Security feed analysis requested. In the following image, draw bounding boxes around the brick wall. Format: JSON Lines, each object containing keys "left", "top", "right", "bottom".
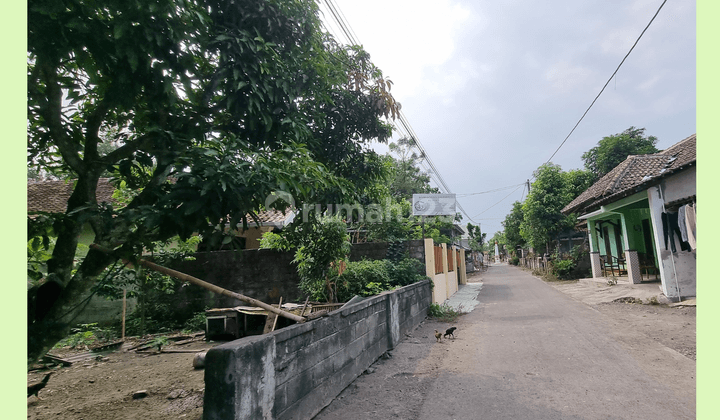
{"left": 203, "top": 280, "right": 432, "bottom": 420}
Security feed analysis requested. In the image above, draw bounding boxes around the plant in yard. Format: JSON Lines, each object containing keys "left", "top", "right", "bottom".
{"left": 552, "top": 259, "right": 575, "bottom": 279}
{"left": 149, "top": 336, "right": 170, "bottom": 352}
{"left": 53, "top": 323, "right": 117, "bottom": 349}
{"left": 427, "top": 303, "right": 464, "bottom": 323}
{"left": 261, "top": 215, "right": 351, "bottom": 302}
{"left": 182, "top": 310, "right": 208, "bottom": 334}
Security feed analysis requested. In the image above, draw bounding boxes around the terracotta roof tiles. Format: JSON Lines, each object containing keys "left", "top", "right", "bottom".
{"left": 562, "top": 134, "right": 696, "bottom": 215}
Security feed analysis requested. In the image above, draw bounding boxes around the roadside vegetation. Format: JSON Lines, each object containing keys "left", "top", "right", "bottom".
{"left": 427, "top": 303, "right": 464, "bottom": 323}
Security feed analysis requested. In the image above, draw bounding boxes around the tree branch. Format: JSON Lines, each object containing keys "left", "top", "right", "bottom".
{"left": 84, "top": 97, "right": 112, "bottom": 169}
{"left": 36, "top": 56, "right": 85, "bottom": 175}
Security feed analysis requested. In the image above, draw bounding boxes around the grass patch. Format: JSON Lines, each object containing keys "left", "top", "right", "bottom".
{"left": 428, "top": 303, "right": 464, "bottom": 323}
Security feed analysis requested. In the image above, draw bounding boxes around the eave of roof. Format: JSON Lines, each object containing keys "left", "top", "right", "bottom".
{"left": 562, "top": 134, "right": 696, "bottom": 216}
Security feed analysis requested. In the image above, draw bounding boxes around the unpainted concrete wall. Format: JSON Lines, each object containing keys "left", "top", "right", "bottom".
{"left": 203, "top": 280, "right": 432, "bottom": 420}
{"left": 647, "top": 170, "right": 696, "bottom": 298}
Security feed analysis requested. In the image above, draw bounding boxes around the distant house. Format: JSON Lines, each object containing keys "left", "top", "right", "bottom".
{"left": 27, "top": 178, "right": 118, "bottom": 247}
{"left": 27, "top": 178, "right": 293, "bottom": 250}
{"left": 562, "top": 134, "right": 696, "bottom": 299}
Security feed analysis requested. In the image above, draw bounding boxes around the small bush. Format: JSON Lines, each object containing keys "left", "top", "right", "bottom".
{"left": 427, "top": 303, "right": 463, "bottom": 323}
{"left": 509, "top": 257, "right": 520, "bottom": 266}
{"left": 335, "top": 258, "right": 429, "bottom": 302}
{"left": 552, "top": 259, "right": 575, "bottom": 279}
{"left": 336, "top": 259, "right": 391, "bottom": 302}
{"left": 182, "top": 310, "right": 207, "bottom": 334}
{"left": 54, "top": 323, "right": 118, "bottom": 349}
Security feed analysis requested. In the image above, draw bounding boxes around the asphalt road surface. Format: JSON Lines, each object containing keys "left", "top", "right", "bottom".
{"left": 314, "top": 264, "right": 695, "bottom": 420}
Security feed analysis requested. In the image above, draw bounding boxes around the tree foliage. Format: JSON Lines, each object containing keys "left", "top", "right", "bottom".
{"left": 386, "top": 137, "right": 437, "bottom": 200}
{"left": 27, "top": 0, "right": 399, "bottom": 364}
{"left": 466, "top": 222, "right": 486, "bottom": 251}
{"left": 581, "top": 127, "right": 659, "bottom": 180}
{"left": 520, "top": 163, "right": 575, "bottom": 253}
{"left": 261, "top": 215, "right": 351, "bottom": 303}
{"left": 502, "top": 201, "right": 525, "bottom": 251}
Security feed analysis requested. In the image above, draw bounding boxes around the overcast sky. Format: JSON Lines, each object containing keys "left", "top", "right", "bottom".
{"left": 319, "top": 0, "right": 696, "bottom": 237}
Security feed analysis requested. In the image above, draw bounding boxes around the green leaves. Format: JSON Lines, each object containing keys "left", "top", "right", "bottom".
{"left": 27, "top": 0, "right": 402, "bottom": 361}
{"left": 581, "top": 127, "right": 659, "bottom": 180}
{"left": 519, "top": 163, "right": 590, "bottom": 251}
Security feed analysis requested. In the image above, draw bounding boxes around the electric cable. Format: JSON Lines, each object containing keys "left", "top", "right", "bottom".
{"left": 539, "top": 0, "right": 668, "bottom": 172}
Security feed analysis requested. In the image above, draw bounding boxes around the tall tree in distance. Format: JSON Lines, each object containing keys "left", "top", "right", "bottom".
{"left": 466, "top": 222, "right": 486, "bottom": 251}
{"left": 502, "top": 201, "right": 525, "bottom": 251}
{"left": 520, "top": 164, "right": 577, "bottom": 253}
{"left": 581, "top": 127, "right": 659, "bottom": 180}
{"left": 387, "top": 136, "right": 438, "bottom": 200}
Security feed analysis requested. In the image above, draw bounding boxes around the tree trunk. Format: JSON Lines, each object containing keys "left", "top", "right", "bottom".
{"left": 27, "top": 173, "right": 120, "bottom": 366}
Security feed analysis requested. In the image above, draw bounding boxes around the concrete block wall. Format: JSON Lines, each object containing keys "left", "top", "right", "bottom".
{"left": 203, "top": 280, "right": 432, "bottom": 420}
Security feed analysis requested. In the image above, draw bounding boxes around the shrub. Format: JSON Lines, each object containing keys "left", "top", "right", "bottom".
{"left": 54, "top": 323, "right": 118, "bottom": 349}
{"left": 552, "top": 259, "right": 575, "bottom": 279}
{"left": 385, "top": 258, "right": 426, "bottom": 287}
{"left": 510, "top": 257, "right": 520, "bottom": 266}
{"left": 336, "top": 259, "right": 391, "bottom": 302}
{"left": 335, "top": 257, "right": 429, "bottom": 302}
{"left": 182, "top": 310, "right": 208, "bottom": 334}
{"left": 427, "top": 303, "right": 463, "bottom": 323}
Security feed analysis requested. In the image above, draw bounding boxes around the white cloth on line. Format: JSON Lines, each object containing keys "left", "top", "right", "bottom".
{"left": 685, "top": 203, "right": 696, "bottom": 250}
{"left": 678, "top": 205, "right": 688, "bottom": 242}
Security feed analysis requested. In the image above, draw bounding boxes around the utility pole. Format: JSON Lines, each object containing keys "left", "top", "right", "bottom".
{"left": 527, "top": 179, "right": 531, "bottom": 193}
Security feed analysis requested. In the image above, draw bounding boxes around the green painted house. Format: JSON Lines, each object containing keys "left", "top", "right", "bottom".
{"left": 562, "top": 134, "right": 696, "bottom": 299}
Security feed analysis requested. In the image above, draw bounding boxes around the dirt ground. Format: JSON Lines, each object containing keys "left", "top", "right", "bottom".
{"left": 27, "top": 296, "right": 695, "bottom": 419}
{"left": 27, "top": 337, "right": 211, "bottom": 420}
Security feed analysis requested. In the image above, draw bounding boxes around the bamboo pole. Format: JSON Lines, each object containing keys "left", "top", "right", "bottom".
{"left": 270, "top": 297, "right": 282, "bottom": 332}
{"left": 90, "top": 244, "right": 306, "bottom": 324}
{"left": 300, "top": 296, "right": 310, "bottom": 317}
{"left": 121, "top": 289, "right": 127, "bottom": 340}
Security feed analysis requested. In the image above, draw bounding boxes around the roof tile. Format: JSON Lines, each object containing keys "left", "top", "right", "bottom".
{"left": 562, "top": 134, "right": 696, "bottom": 215}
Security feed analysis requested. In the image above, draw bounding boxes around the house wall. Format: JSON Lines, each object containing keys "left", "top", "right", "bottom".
{"left": 236, "top": 226, "right": 275, "bottom": 249}
{"left": 202, "top": 280, "right": 432, "bottom": 420}
{"left": 646, "top": 168, "right": 696, "bottom": 298}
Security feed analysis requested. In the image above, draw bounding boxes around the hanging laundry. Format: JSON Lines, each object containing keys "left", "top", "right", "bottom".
{"left": 685, "top": 203, "right": 696, "bottom": 250}
{"left": 678, "top": 204, "right": 688, "bottom": 242}
{"left": 661, "top": 212, "right": 690, "bottom": 253}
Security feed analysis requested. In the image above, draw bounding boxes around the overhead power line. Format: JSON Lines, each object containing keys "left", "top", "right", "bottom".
{"left": 470, "top": 184, "right": 524, "bottom": 219}
{"left": 456, "top": 183, "right": 527, "bottom": 197}
{"left": 539, "top": 0, "right": 668, "bottom": 170}
{"left": 318, "top": 0, "right": 477, "bottom": 223}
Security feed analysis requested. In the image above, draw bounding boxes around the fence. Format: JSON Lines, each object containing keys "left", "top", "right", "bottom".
{"left": 423, "top": 239, "right": 465, "bottom": 303}
{"left": 517, "top": 256, "right": 552, "bottom": 275}
{"left": 434, "top": 246, "right": 444, "bottom": 274}
{"left": 203, "top": 280, "right": 432, "bottom": 420}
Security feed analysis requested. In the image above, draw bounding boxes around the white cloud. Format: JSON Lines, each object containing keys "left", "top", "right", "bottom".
{"left": 544, "top": 60, "right": 594, "bottom": 93}
{"left": 331, "top": 0, "right": 477, "bottom": 100}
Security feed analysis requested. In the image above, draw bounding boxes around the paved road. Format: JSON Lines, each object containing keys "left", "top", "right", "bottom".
{"left": 314, "top": 264, "right": 695, "bottom": 420}
{"left": 418, "top": 264, "right": 694, "bottom": 419}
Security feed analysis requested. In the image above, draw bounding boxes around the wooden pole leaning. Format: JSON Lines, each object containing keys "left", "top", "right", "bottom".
{"left": 89, "top": 244, "right": 306, "bottom": 324}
